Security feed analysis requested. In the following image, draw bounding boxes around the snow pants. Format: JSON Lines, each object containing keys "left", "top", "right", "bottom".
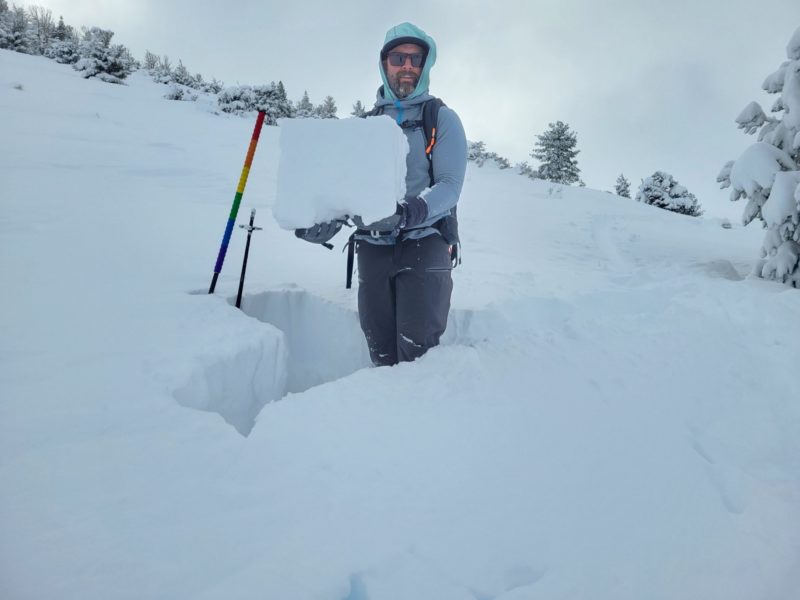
{"left": 357, "top": 234, "right": 453, "bottom": 367}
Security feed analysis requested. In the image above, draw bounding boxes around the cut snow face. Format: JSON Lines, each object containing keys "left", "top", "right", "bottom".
{"left": 172, "top": 288, "right": 498, "bottom": 436}
{"left": 273, "top": 116, "right": 408, "bottom": 229}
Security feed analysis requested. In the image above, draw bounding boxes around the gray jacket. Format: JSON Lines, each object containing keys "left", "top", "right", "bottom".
{"left": 358, "top": 89, "right": 467, "bottom": 244}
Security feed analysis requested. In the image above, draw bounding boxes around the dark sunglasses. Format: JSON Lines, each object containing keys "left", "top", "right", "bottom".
{"left": 387, "top": 51, "right": 424, "bottom": 68}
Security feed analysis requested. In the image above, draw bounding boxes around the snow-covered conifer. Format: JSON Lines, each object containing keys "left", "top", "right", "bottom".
{"left": 351, "top": 100, "right": 367, "bottom": 117}
{"left": 275, "top": 81, "right": 293, "bottom": 117}
{"left": 468, "top": 140, "right": 488, "bottom": 165}
{"left": 44, "top": 37, "right": 78, "bottom": 63}
{"left": 719, "top": 25, "right": 800, "bottom": 286}
{"left": 316, "top": 95, "right": 338, "bottom": 119}
{"left": 615, "top": 174, "right": 631, "bottom": 197}
{"left": 467, "top": 140, "right": 510, "bottom": 169}
{"left": 295, "top": 91, "right": 315, "bottom": 118}
{"left": 0, "top": 6, "right": 33, "bottom": 53}
{"left": 172, "top": 59, "right": 194, "bottom": 87}
{"left": 636, "top": 171, "right": 703, "bottom": 217}
{"left": 73, "top": 28, "right": 132, "bottom": 84}
{"left": 218, "top": 83, "right": 292, "bottom": 123}
{"left": 52, "top": 14, "right": 67, "bottom": 40}
{"left": 531, "top": 120, "right": 581, "bottom": 185}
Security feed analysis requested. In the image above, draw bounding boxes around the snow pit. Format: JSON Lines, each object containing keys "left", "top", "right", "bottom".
{"left": 173, "top": 289, "right": 498, "bottom": 437}
{"left": 236, "top": 289, "right": 372, "bottom": 395}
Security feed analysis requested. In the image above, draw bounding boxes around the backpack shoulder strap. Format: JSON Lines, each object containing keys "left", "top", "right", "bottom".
{"left": 421, "top": 97, "right": 444, "bottom": 186}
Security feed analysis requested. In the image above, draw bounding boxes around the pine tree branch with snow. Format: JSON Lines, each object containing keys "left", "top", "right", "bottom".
{"left": 719, "top": 25, "right": 800, "bottom": 287}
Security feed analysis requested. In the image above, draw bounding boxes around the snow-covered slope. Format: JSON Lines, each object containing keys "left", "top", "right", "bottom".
{"left": 1, "top": 50, "right": 798, "bottom": 600}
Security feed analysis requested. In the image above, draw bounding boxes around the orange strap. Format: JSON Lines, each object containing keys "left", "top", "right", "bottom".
{"left": 425, "top": 127, "right": 437, "bottom": 154}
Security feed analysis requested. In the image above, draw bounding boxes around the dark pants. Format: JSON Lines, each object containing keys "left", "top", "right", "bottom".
{"left": 357, "top": 234, "right": 453, "bottom": 366}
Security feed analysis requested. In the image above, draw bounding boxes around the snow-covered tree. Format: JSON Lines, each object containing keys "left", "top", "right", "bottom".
{"left": 0, "top": 5, "right": 34, "bottom": 53}
{"left": 531, "top": 120, "right": 581, "bottom": 185}
{"left": 295, "top": 90, "right": 315, "bottom": 118}
{"left": 467, "top": 140, "right": 511, "bottom": 169}
{"left": 73, "top": 27, "right": 132, "bottom": 84}
{"left": 275, "top": 81, "right": 293, "bottom": 117}
{"left": 351, "top": 100, "right": 367, "bottom": 117}
{"left": 636, "top": 171, "right": 703, "bottom": 217}
{"left": 316, "top": 95, "right": 338, "bottom": 119}
{"left": 218, "top": 83, "right": 292, "bottom": 123}
{"left": 172, "top": 59, "right": 194, "bottom": 87}
{"left": 151, "top": 54, "right": 172, "bottom": 84}
{"left": 615, "top": 174, "right": 631, "bottom": 198}
{"left": 142, "top": 49, "right": 158, "bottom": 71}
{"left": 718, "top": 25, "right": 800, "bottom": 287}
{"left": 52, "top": 14, "right": 67, "bottom": 40}
{"left": 516, "top": 161, "right": 540, "bottom": 179}
{"left": 44, "top": 37, "right": 78, "bottom": 63}
{"left": 27, "top": 5, "right": 54, "bottom": 54}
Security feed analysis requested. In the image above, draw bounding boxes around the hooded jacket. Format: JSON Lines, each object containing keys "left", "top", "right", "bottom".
{"left": 362, "top": 22, "right": 467, "bottom": 244}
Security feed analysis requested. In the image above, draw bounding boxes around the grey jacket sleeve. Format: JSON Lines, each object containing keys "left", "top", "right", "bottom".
{"left": 421, "top": 106, "right": 467, "bottom": 216}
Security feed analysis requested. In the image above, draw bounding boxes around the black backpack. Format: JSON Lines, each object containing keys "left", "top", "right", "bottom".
{"left": 346, "top": 97, "right": 461, "bottom": 288}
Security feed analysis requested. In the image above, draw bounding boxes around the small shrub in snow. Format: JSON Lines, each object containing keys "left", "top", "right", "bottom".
{"left": 636, "top": 171, "right": 703, "bottom": 217}
{"left": 164, "top": 83, "right": 197, "bottom": 102}
{"left": 718, "top": 25, "right": 800, "bottom": 287}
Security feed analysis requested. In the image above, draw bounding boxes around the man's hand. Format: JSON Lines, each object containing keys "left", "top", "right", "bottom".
{"left": 354, "top": 197, "right": 428, "bottom": 232}
{"left": 295, "top": 220, "right": 343, "bottom": 245}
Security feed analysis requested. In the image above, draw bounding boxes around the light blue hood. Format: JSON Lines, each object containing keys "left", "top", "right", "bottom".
{"left": 378, "top": 22, "right": 437, "bottom": 102}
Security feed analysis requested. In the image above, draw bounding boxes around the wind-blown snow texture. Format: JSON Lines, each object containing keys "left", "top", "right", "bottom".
{"left": 1, "top": 50, "right": 799, "bottom": 600}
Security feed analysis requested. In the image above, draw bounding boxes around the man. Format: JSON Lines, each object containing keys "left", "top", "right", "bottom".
{"left": 298, "top": 22, "right": 467, "bottom": 367}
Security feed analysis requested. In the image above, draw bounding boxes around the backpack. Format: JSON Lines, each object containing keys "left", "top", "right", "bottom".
{"left": 346, "top": 97, "right": 461, "bottom": 288}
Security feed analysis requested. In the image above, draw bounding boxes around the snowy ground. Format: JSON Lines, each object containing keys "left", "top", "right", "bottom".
{"left": 1, "top": 50, "right": 799, "bottom": 600}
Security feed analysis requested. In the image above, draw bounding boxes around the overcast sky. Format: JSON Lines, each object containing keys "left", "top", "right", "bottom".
{"left": 30, "top": 0, "right": 800, "bottom": 217}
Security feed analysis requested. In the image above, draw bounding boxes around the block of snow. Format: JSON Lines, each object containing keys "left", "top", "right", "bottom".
{"left": 273, "top": 116, "right": 408, "bottom": 229}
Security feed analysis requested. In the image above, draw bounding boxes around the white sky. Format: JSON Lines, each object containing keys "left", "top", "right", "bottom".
{"left": 27, "top": 0, "right": 800, "bottom": 218}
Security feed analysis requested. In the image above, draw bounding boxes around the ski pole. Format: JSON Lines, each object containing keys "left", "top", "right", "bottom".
{"left": 209, "top": 111, "right": 266, "bottom": 294}
{"left": 236, "top": 208, "right": 262, "bottom": 309}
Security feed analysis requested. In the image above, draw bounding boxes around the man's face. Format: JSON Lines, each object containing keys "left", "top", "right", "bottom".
{"left": 383, "top": 42, "right": 424, "bottom": 99}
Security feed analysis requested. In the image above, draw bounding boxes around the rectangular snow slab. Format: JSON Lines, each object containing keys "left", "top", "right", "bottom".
{"left": 273, "top": 116, "right": 408, "bottom": 229}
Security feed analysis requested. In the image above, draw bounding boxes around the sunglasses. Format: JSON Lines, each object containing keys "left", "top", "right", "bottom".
{"left": 387, "top": 51, "right": 425, "bottom": 68}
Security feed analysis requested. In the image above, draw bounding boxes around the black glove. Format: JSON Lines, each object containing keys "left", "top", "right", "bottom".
{"left": 354, "top": 197, "right": 428, "bottom": 232}
{"left": 295, "top": 220, "right": 342, "bottom": 245}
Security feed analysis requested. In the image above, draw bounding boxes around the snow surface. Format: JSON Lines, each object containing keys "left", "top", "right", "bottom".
{"left": 273, "top": 116, "right": 407, "bottom": 229}
{"left": 2, "top": 50, "right": 800, "bottom": 600}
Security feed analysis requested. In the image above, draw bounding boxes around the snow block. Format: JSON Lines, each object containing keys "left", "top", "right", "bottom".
{"left": 273, "top": 116, "right": 408, "bottom": 229}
